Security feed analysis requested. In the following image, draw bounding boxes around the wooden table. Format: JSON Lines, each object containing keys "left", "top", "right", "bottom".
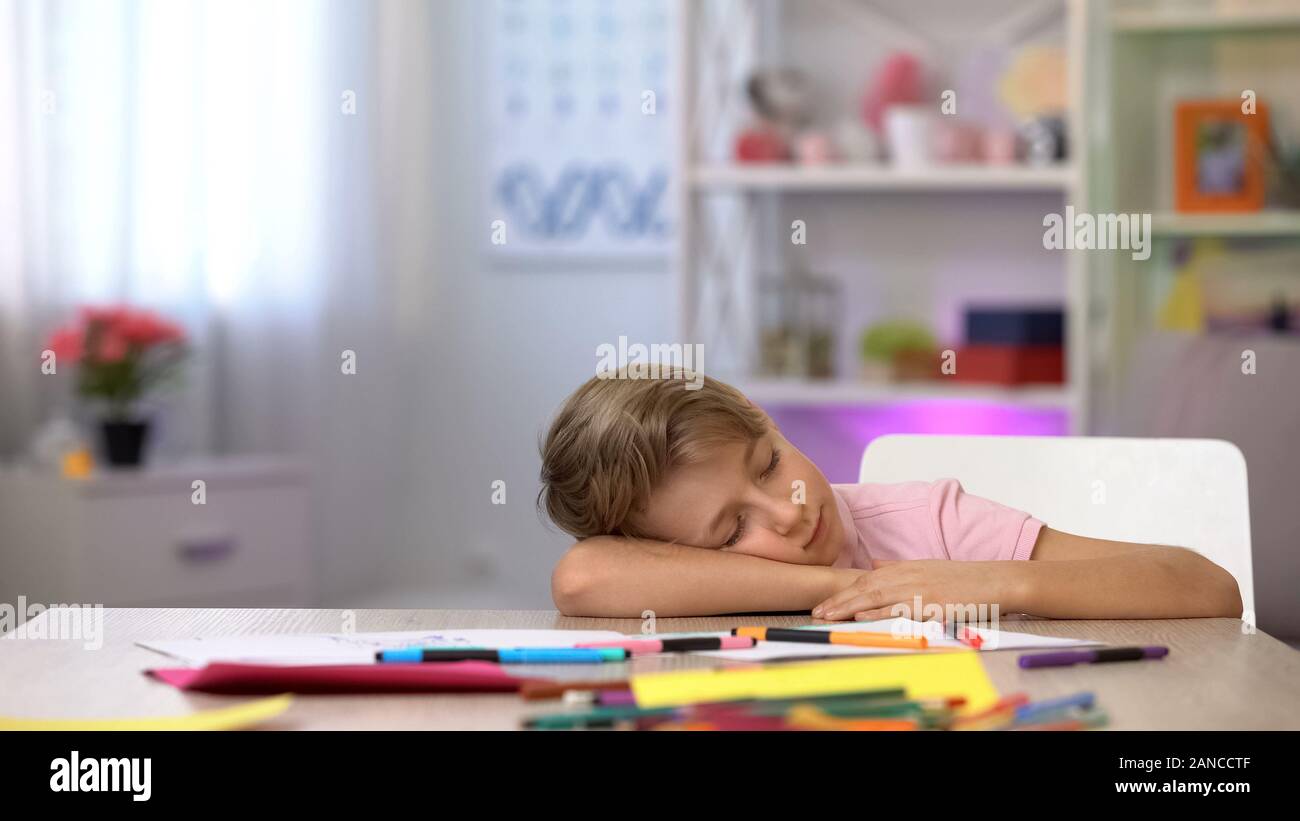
{"left": 2, "top": 609, "right": 1298, "bottom": 730}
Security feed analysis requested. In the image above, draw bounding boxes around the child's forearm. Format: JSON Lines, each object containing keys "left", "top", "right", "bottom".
{"left": 1016, "top": 547, "right": 1243, "bottom": 619}
{"left": 551, "top": 536, "right": 843, "bottom": 618}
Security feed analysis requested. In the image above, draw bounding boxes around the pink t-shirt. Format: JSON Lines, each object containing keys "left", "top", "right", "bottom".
{"left": 830, "top": 479, "right": 1044, "bottom": 569}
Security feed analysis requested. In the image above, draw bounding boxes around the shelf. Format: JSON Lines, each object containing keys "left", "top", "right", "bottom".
{"left": 690, "top": 164, "right": 1077, "bottom": 193}
{"left": 1151, "top": 212, "right": 1300, "bottom": 238}
{"left": 1112, "top": 7, "right": 1300, "bottom": 33}
{"left": 739, "top": 379, "right": 1075, "bottom": 409}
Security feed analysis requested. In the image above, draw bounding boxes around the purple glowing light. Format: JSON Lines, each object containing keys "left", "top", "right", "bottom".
{"left": 766, "top": 401, "right": 1069, "bottom": 483}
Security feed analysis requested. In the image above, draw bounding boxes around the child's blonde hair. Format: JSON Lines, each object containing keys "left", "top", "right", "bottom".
{"left": 539, "top": 370, "right": 768, "bottom": 540}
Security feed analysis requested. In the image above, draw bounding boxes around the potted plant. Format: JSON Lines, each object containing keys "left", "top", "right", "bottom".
{"left": 46, "top": 306, "right": 187, "bottom": 468}
{"left": 858, "top": 319, "right": 938, "bottom": 383}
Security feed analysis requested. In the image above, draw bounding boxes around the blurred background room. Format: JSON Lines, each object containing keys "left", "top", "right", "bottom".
{"left": 1, "top": 0, "right": 1298, "bottom": 639}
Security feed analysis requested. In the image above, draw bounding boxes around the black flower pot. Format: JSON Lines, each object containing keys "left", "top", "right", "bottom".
{"left": 100, "top": 419, "right": 151, "bottom": 468}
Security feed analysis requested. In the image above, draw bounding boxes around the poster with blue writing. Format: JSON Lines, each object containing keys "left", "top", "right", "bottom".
{"left": 485, "top": 0, "right": 674, "bottom": 259}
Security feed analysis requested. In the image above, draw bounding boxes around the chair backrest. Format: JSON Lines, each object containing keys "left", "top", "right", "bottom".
{"left": 858, "top": 434, "right": 1254, "bottom": 615}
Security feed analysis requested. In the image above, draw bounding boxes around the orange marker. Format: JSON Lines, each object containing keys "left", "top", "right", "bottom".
{"left": 733, "top": 626, "right": 927, "bottom": 650}
{"left": 518, "top": 679, "right": 630, "bottom": 701}
{"left": 785, "top": 705, "right": 919, "bottom": 731}
{"left": 950, "top": 693, "right": 1030, "bottom": 730}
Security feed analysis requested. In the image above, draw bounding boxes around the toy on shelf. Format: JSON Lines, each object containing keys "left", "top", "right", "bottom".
{"left": 1158, "top": 241, "right": 1207, "bottom": 333}
{"left": 758, "top": 274, "right": 839, "bottom": 379}
{"left": 883, "top": 105, "right": 937, "bottom": 168}
{"left": 932, "top": 120, "right": 984, "bottom": 164}
{"left": 998, "top": 45, "right": 1066, "bottom": 122}
{"left": 981, "top": 127, "right": 1019, "bottom": 164}
{"left": 951, "top": 306, "right": 1065, "bottom": 386}
{"left": 794, "top": 131, "right": 837, "bottom": 164}
{"left": 858, "top": 319, "right": 938, "bottom": 383}
{"left": 1265, "top": 138, "right": 1300, "bottom": 209}
{"left": 861, "top": 52, "right": 925, "bottom": 135}
{"left": 1018, "top": 116, "right": 1067, "bottom": 166}
{"left": 832, "top": 119, "right": 879, "bottom": 162}
{"left": 997, "top": 44, "right": 1069, "bottom": 166}
{"left": 860, "top": 52, "right": 935, "bottom": 168}
{"left": 733, "top": 68, "right": 812, "bottom": 164}
{"left": 734, "top": 126, "right": 789, "bottom": 163}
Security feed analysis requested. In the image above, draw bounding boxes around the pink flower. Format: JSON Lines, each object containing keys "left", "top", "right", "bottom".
{"left": 118, "top": 310, "right": 185, "bottom": 347}
{"left": 96, "top": 329, "right": 129, "bottom": 363}
{"left": 46, "top": 325, "right": 84, "bottom": 361}
{"left": 79, "top": 305, "right": 130, "bottom": 327}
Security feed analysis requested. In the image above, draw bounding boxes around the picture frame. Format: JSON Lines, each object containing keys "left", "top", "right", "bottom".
{"left": 1174, "top": 100, "right": 1270, "bottom": 213}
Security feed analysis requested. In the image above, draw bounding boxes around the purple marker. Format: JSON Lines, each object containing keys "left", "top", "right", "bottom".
{"left": 1019, "top": 646, "right": 1169, "bottom": 669}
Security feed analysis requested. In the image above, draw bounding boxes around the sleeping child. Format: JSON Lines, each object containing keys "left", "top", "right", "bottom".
{"left": 538, "top": 370, "right": 1242, "bottom": 621}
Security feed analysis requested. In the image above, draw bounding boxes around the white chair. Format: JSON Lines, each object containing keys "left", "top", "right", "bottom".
{"left": 858, "top": 434, "right": 1255, "bottom": 615}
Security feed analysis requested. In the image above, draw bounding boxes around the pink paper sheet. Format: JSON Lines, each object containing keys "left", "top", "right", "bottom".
{"left": 147, "top": 661, "right": 529, "bottom": 694}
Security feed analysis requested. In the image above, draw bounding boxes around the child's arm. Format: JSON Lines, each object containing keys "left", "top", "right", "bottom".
{"left": 551, "top": 536, "right": 848, "bottom": 618}
{"left": 812, "top": 526, "right": 1244, "bottom": 621}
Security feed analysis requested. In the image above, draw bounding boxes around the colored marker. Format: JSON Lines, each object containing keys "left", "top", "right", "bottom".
{"left": 1014, "top": 691, "right": 1095, "bottom": 723}
{"left": 653, "top": 716, "right": 795, "bottom": 732}
{"left": 784, "top": 704, "right": 920, "bottom": 732}
{"left": 375, "top": 647, "right": 629, "bottom": 664}
{"left": 733, "top": 626, "right": 927, "bottom": 650}
{"left": 944, "top": 622, "right": 985, "bottom": 649}
{"left": 519, "top": 679, "right": 630, "bottom": 700}
{"left": 1013, "top": 710, "right": 1109, "bottom": 731}
{"left": 592, "top": 689, "right": 639, "bottom": 707}
{"left": 524, "top": 705, "right": 681, "bottom": 730}
{"left": 950, "top": 693, "right": 1031, "bottom": 731}
{"left": 1018, "top": 646, "right": 1169, "bottom": 669}
{"left": 576, "top": 636, "right": 757, "bottom": 654}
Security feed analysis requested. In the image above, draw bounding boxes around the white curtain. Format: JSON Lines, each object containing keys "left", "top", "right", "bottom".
{"left": 0, "top": 0, "right": 427, "bottom": 600}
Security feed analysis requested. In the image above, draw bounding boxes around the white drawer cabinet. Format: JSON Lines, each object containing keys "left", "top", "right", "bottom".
{"left": 0, "top": 458, "right": 312, "bottom": 606}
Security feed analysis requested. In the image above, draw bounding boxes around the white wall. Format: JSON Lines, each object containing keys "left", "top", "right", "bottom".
{"left": 343, "top": 0, "right": 672, "bottom": 607}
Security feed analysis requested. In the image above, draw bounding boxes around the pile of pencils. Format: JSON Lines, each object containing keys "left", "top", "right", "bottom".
{"left": 519, "top": 683, "right": 1107, "bottom": 731}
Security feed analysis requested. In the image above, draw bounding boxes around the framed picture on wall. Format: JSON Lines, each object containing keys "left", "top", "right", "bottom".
{"left": 1174, "top": 100, "right": 1270, "bottom": 213}
{"left": 480, "top": 0, "right": 675, "bottom": 261}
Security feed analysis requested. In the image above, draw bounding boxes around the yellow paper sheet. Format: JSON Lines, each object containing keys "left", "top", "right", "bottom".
{"left": 0, "top": 694, "right": 293, "bottom": 731}
{"left": 631, "top": 651, "right": 998, "bottom": 712}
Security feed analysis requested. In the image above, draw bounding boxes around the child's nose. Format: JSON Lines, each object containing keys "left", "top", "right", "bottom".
{"left": 764, "top": 495, "right": 804, "bottom": 537}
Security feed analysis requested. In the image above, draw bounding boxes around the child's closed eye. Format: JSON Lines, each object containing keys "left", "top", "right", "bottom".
{"left": 722, "top": 517, "right": 746, "bottom": 548}
{"left": 760, "top": 447, "right": 781, "bottom": 480}
{"left": 721, "top": 449, "right": 781, "bottom": 547}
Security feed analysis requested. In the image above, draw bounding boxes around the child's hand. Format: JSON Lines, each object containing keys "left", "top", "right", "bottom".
{"left": 811, "top": 560, "right": 1024, "bottom": 622}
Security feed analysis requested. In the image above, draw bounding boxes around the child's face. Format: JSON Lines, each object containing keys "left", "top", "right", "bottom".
{"left": 632, "top": 427, "right": 844, "bottom": 566}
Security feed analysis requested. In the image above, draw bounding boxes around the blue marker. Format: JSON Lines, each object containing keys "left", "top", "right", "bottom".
{"left": 1015, "top": 691, "right": 1095, "bottom": 723}
{"left": 375, "top": 647, "right": 629, "bottom": 664}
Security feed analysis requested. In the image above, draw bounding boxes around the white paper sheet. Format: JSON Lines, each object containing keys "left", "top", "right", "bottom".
{"left": 689, "top": 618, "right": 1101, "bottom": 661}
{"left": 138, "top": 628, "right": 628, "bottom": 667}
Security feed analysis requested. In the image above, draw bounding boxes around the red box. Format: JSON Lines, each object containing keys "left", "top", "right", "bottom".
{"left": 951, "top": 345, "right": 1064, "bottom": 386}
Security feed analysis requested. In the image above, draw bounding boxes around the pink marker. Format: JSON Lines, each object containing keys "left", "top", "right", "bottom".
{"left": 577, "top": 636, "right": 756, "bottom": 654}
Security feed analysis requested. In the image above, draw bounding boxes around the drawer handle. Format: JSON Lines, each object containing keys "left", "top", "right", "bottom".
{"left": 175, "top": 536, "right": 238, "bottom": 564}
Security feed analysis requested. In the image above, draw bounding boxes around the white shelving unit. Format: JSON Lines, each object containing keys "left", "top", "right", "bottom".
{"left": 1093, "top": 0, "right": 1300, "bottom": 411}
{"left": 1151, "top": 211, "right": 1300, "bottom": 238}
{"left": 1110, "top": 4, "right": 1300, "bottom": 32}
{"left": 739, "top": 378, "right": 1076, "bottom": 409}
{"left": 672, "top": 0, "right": 1091, "bottom": 432}
{"left": 691, "top": 164, "right": 1078, "bottom": 192}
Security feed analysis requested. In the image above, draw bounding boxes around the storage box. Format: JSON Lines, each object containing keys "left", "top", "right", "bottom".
{"left": 964, "top": 308, "right": 1065, "bottom": 346}
{"left": 950, "top": 345, "right": 1065, "bottom": 386}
